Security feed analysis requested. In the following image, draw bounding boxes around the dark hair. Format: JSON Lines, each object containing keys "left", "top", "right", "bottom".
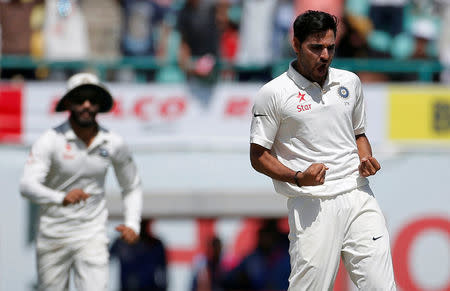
{"left": 293, "top": 10, "right": 338, "bottom": 43}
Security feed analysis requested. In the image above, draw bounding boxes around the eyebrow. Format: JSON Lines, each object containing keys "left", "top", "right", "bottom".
{"left": 309, "top": 44, "right": 335, "bottom": 49}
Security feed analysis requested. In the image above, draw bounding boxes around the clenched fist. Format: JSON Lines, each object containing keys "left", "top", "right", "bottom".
{"left": 297, "top": 163, "right": 329, "bottom": 186}
{"left": 359, "top": 156, "right": 381, "bottom": 177}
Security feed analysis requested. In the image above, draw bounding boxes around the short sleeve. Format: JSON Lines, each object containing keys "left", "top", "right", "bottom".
{"left": 250, "top": 85, "right": 281, "bottom": 149}
{"left": 352, "top": 76, "right": 366, "bottom": 135}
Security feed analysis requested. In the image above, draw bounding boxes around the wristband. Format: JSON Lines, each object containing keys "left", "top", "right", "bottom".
{"left": 294, "top": 171, "right": 302, "bottom": 187}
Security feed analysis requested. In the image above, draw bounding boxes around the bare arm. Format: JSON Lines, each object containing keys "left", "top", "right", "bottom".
{"left": 155, "top": 22, "right": 171, "bottom": 61}
{"left": 177, "top": 40, "right": 193, "bottom": 74}
{"left": 250, "top": 143, "right": 298, "bottom": 183}
{"left": 250, "top": 143, "right": 328, "bottom": 186}
{"left": 355, "top": 133, "right": 373, "bottom": 158}
{"left": 356, "top": 133, "right": 381, "bottom": 177}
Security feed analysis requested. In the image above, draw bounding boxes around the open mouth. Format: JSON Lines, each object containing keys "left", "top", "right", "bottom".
{"left": 317, "top": 64, "right": 327, "bottom": 75}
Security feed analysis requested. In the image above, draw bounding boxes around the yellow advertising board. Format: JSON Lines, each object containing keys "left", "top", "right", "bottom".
{"left": 389, "top": 86, "right": 450, "bottom": 140}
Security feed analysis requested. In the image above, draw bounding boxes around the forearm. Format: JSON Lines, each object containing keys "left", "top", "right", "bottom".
{"left": 250, "top": 143, "right": 297, "bottom": 184}
{"left": 20, "top": 178, "right": 65, "bottom": 205}
{"left": 178, "top": 41, "right": 193, "bottom": 73}
{"left": 355, "top": 133, "right": 372, "bottom": 159}
{"left": 355, "top": 133, "right": 381, "bottom": 176}
{"left": 156, "top": 24, "right": 170, "bottom": 60}
{"left": 122, "top": 187, "right": 142, "bottom": 234}
{"left": 113, "top": 141, "right": 142, "bottom": 234}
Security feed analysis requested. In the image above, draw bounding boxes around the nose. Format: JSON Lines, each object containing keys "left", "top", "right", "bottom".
{"left": 81, "top": 99, "right": 92, "bottom": 107}
{"left": 320, "top": 48, "right": 330, "bottom": 61}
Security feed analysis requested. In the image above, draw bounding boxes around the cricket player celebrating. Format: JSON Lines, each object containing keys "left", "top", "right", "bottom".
{"left": 20, "top": 73, "right": 143, "bottom": 291}
{"left": 250, "top": 11, "right": 396, "bottom": 290}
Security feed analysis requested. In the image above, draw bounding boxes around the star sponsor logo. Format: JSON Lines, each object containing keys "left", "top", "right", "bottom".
{"left": 298, "top": 92, "right": 306, "bottom": 102}
{"left": 63, "top": 143, "right": 75, "bottom": 159}
{"left": 372, "top": 235, "right": 383, "bottom": 241}
{"left": 98, "top": 147, "right": 109, "bottom": 158}
{"left": 296, "top": 91, "right": 312, "bottom": 112}
{"left": 297, "top": 104, "right": 312, "bottom": 112}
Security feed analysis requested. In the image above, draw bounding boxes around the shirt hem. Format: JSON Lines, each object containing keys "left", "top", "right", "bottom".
{"left": 250, "top": 136, "right": 273, "bottom": 150}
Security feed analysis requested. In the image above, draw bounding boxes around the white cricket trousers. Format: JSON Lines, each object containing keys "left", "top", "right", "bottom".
{"left": 287, "top": 184, "right": 396, "bottom": 291}
{"left": 36, "top": 236, "right": 109, "bottom": 291}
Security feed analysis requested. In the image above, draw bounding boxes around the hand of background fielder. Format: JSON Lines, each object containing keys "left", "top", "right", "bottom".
{"left": 116, "top": 224, "right": 139, "bottom": 244}
{"left": 359, "top": 156, "right": 381, "bottom": 177}
{"left": 298, "top": 163, "right": 329, "bottom": 186}
{"left": 63, "top": 189, "right": 90, "bottom": 206}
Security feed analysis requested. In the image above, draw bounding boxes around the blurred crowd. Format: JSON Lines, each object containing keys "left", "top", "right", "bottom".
{"left": 110, "top": 218, "right": 290, "bottom": 291}
{"left": 0, "top": 0, "right": 449, "bottom": 83}
{"left": 189, "top": 218, "right": 290, "bottom": 291}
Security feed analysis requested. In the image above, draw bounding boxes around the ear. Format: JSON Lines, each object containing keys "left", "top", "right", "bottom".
{"left": 292, "top": 37, "right": 301, "bottom": 54}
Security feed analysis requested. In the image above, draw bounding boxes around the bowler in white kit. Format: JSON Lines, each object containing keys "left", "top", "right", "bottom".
{"left": 20, "top": 73, "right": 143, "bottom": 291}
{"left": 250, "top": 10, "right": 396, "bottom": 290}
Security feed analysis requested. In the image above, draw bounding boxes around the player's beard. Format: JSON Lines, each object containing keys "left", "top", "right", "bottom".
{"left": 69, "top": 108, "right": 98, "bottom": 128}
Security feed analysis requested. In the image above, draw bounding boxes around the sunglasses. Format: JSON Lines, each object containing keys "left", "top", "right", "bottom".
{"left": 71, "top": 95, "right": 101, "bottom": 105}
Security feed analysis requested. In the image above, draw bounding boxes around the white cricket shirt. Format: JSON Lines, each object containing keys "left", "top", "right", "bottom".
{"left": 20, "top": 121, "right": 142, "bottom": 244}
{"left": 250, "top": 61, "right": 369, "bottom": 197}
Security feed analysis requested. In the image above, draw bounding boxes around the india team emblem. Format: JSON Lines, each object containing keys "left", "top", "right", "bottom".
{"left": 99, "top": 148, "right": 109, "bottom": 158}
{"left": 338, "top": 86, "right": 349, "bottom": 98}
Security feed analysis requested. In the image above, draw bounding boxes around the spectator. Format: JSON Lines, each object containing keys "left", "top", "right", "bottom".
{"left": 367, "top": 0, "right": 408, "bottom": 58}
{"left": 117, "top": 0, "right": 174, "bottom": 81}
{"left": 111, "top": 219, "right": 168, "bottom": 291}
{"left": 438, "top": 0, "right": 450, "bottom": 83}
{"left": 43, "top": 0, "right": 89, "bottom": 60}
{"left": 294, "top": 0, "right": 345, "bottom": 42}
{"left": 273, "top": 0, "right": 295, "bottom": 61}
{"left": 176, "top": 0, "right": 220, "bottom": 106}
{"left": 120, "top": 0, "right": 173, "bottom": 58}
{"left": 43, "top": 0, "right": 90, "bottom": 80}
{"left": 81, "top": 0, "right": 122, "bottom": 60}
{"left": 392, "top": 17, "right": 440, "bottom": 82}
{"left": 369, "top": 0, "right": 408, "bottom": 37}
{"left": 177, "top": 0, "right": 219, "bottom": 74}
{"left": 336, "top": 13, "right": 373, "bottom": 58}
{"left": 216, "top": 0, "right": 239, "bottom": 80}
{"left": 235, "top": 0, "right": 277, "bottom": 81}
{"left": 0, "top": 0, "right": 43, "bottom": 80}
{"left": 191, "top": 236, "right": 228, "bottom": 291}
{"left": 222, "top": 219, "right": 290, "bottom": 291}
{"left": 336, "top": 13, "right": 389, "bottom": 83}
{"left": 217, "top": 0, "right": 239, "bottom": 63}
{"left": 410, "top": 17, "right": 438, "bottom": 60}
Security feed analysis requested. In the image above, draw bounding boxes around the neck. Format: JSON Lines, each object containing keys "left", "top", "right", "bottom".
{"left": 69, "top": 119, "right": 98, "bottom": 146}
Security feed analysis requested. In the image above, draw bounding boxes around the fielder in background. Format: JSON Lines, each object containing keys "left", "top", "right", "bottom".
{"left": 20, "top": 73, "right": 143, "bottom": 291}
{"left": 249, "top": 10, "right": 396, "bottom": 290}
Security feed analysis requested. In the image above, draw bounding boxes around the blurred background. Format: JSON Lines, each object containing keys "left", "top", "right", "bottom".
{"left": 0, "top": 0, "right": 449, "bottom": 290}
